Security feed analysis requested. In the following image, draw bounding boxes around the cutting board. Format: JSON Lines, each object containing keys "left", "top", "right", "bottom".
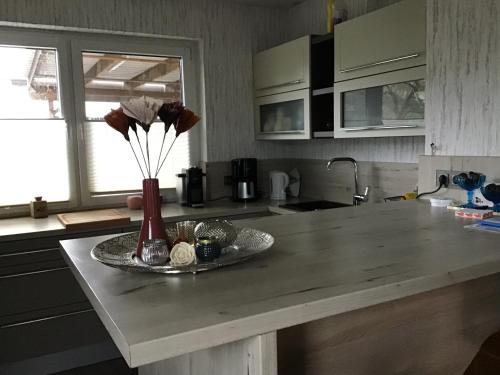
{"left": 57, "top": 209, "right": 131, "bottom": 231}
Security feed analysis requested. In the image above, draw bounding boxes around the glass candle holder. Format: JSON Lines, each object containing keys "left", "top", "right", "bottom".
{"left": 141, "top": 239, "right": 169, "bottom": 266}
{"left": 175, "top": 220, "right": 197, "bottom": 245}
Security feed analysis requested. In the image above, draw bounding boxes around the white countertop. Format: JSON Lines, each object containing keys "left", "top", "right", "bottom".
{"left": 59, "top": 201, "right": 500, "bottom": 367}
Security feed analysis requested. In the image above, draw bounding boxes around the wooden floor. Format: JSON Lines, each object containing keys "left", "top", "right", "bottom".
{"left": 464, "top": 332, "right": 500, "bottom": 375}
{"left": 51, "top": 358, "right": 136, "bottom": 375}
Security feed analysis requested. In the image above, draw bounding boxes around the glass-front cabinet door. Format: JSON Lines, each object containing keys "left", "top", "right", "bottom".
{"left": 255, "top": 88, "right": 310, "bottom": 140}
{"left": 334, "top": 65, "right": 425, "bottom": 138}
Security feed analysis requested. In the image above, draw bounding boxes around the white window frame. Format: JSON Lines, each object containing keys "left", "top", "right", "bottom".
{"left": 0, "top": 24, "right": 202, "bottom": 217}
{"left": 0, "top": 27, "right": 79, "bottom": 217}
{"left": 70, "top": 34, "right": 201, "bottom": 207}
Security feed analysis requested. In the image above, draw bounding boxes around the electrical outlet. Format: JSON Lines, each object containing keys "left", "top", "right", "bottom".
{"left": 436, "top": 170, "right": 468, "bottom": 190}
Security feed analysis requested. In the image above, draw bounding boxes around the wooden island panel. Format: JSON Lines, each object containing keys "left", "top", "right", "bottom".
{"left": 278, "top": 273, "right": 500, "bottom": 375}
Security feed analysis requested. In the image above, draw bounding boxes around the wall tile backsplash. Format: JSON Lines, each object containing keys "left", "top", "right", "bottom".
{"left": 205, "top": 159, "right": 418, "bottom": 204}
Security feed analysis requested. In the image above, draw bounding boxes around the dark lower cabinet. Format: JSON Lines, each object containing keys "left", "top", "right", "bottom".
{"left": 0, "top": 310, "right": 114, "bottom": 364}
{"left": 0, "top": 229, "right": 123, "bottom": 375}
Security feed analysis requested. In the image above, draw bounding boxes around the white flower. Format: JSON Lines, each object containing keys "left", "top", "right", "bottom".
{"left": 121, "top": 96, "right": 163, "bottom": 126}
{"left": 170, "top": 242, "right": 196, "bottom": 266}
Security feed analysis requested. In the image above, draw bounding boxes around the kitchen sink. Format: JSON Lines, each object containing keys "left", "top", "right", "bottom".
{"left": 279, "top": 200, "right": 351, "bottom": 212}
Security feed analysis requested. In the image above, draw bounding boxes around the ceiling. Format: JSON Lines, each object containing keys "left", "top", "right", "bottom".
{"left": 229, "top": 0, "right": 304, "bottom": 9}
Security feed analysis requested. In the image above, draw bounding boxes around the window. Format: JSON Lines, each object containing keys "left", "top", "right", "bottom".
{"left": 0, "top": 27, "right": 200, "bottom": 215}
{"left": 81, "top": 52, "right": 189, "bottom": 194}
{"left": 0, "top": 44, "right": 70, "bottom": 207}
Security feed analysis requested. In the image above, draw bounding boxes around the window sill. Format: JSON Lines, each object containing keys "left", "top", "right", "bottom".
{"left": 0, "top": 199, "right": 273, "bottom": 243}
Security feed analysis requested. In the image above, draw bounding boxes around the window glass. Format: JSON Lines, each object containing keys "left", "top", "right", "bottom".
{"left": 0, "top": 46, "right": 61, "bottom": 119}
{"left": 85, "top": 123, "right": 189, "bottom": 193}
{"left": 82, "top": 52, "right": 182, "bottom": 120}
{"left": 0, "top": 45, "right": 69, "bottom": 206}
{"left": 343, "top": 79, "right": 425, "bottom": 128}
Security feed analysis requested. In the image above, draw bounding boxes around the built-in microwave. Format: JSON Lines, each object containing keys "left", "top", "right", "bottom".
{"left": 333, "top": 65, "right": 425, "bottom": 138}
{"left": 254, "top": 88, "right": 310, "bottom": 140}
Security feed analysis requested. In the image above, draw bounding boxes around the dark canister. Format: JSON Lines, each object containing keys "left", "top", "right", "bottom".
{"left": 195, "top": 237, "right": 221, "bottom": 262}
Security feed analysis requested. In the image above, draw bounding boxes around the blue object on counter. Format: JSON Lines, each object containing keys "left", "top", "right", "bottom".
{"left": 481, "top": 184, "right": 500, "bottom": 212}
{"left": 453, "top": 172, "right": 486, "bottom": 209}
{"left": 478, "top": 217, "right": 500, "bottom": 228}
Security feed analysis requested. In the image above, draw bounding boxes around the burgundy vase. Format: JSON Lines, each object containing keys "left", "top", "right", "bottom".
{"left": 136, "top": 178, "right": 167, "bottom": 258}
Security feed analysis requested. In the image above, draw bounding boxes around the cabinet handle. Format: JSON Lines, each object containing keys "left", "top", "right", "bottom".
{"left": 0, "top": 266, "right": 69, "bottom": 279}
{"left": 343, "top": 125, "right": 419, "bottom": 132}
{"left": 1, "top": 308, "right": 94, "bottom": 329}
{"left": 259, "top": 130, "right": 305, "bottom": 134}
{"left": 257, "top": 79, "right": 304, "bottom": 90}
{"left": 0, "top": 247, "right": 61, "bottom": 258}
{"left": 339, "top": 53, "right": 420, "bottom": 73}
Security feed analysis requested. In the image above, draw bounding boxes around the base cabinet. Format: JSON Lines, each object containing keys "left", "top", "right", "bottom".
{"left": 0, "top": 310, "right": 118, "bottom": 373}
{"left": 0, "top": 229, "right": 123, "bottom": 374}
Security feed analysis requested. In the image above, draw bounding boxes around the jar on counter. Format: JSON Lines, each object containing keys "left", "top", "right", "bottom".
{"left": 30, "top": 196, "right": 48, "bottom": 218}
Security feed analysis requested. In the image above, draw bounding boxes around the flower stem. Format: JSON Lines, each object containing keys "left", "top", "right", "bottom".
{"left": 154, "top": 131, "right": 167, "bottom": 177}
{"left": 145, "top": 132, "right": 151, "bottom": 178}
{"left": 156, "top": 136, "right": 177, "bottom": 178}
{"left": 134, "top": 131, "right": 149, "bottom": 179}
{"left": 128, "top": 141, "right": 145, "bottom": 179}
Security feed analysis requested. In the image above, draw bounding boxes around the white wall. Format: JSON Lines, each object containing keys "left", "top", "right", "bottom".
{"left": 425, "top": 0, "right": 500, "bottom": 156}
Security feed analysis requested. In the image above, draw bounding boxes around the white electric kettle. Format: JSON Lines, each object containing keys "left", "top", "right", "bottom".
{"left": 270, "top": 171, "right": 289, "bottom": 200}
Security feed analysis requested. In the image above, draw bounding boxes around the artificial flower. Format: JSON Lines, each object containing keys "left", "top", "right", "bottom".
{"left": 127, "top": 115, "right": 138, "bottom": 134}
{"left": 158, "top": 101, "right": 184, "bottom": 133}
{"left": 104, "top": 108, "right": 130, "bottom": 141}
{"left": 121, "top": 96, "right": 163, "bottom": 131}
{"left": 170, "top": 242, "right": 196, "bottom": 266}
{"left": 105, "top": 96, "right": 201, "bottom": 179}
{"left": 175, "top": 108, "right": 201, "bottom": 137}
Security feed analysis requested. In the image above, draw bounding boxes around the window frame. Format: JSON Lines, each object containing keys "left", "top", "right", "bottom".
{"left": 70, "top": 34, "right": 201, "bottom": 207}
{"left": 0, "top": 27, "right": 80, "bottom": 217}
{"left": 0, "top": 25, "right": 202, "bottom": 217}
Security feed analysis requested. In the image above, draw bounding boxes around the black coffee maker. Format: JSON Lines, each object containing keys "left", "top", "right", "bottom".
{"left": 176, "top": 167, "right": 205, "bottom": 207}
{"left": 231, "top": 158, "right": 258, "bottom": 201}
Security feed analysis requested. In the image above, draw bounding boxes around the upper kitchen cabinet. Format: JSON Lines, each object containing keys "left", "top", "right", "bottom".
{"left": 333, "top": 0, "right": 426, "bottom": 138}
{"left": 253, "top": 35, "right": 312, "bottom": 140}
{"left": 334, "top": 0, "right": 426, "bottom": 82}
{"left": 254, "top": 35, "right": 310, "bottom": 97}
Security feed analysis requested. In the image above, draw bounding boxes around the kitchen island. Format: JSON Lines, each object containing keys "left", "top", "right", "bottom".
{"left": 60, "top": 201, "right": 500, "bottom": 374}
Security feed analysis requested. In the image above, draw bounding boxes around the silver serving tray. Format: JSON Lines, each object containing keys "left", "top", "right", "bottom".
{"left": 91, "top": 227, "right": 274, "bottom": 274}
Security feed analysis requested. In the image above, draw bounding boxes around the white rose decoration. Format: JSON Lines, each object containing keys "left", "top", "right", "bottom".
{"left": 170, "top": 242, "right": 196, "bottom": 267}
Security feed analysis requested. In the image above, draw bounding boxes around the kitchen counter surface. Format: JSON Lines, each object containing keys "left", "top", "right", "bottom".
{"left": 0, "top": 199, "right": 293, "bottom": 242}
{"left": 59, "top": 201, "right": 500, "bottom": 368}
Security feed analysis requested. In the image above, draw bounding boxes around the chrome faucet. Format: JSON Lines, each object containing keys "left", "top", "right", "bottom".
{"left": 326, "top": 157, "right": 370, "bottom": 206}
